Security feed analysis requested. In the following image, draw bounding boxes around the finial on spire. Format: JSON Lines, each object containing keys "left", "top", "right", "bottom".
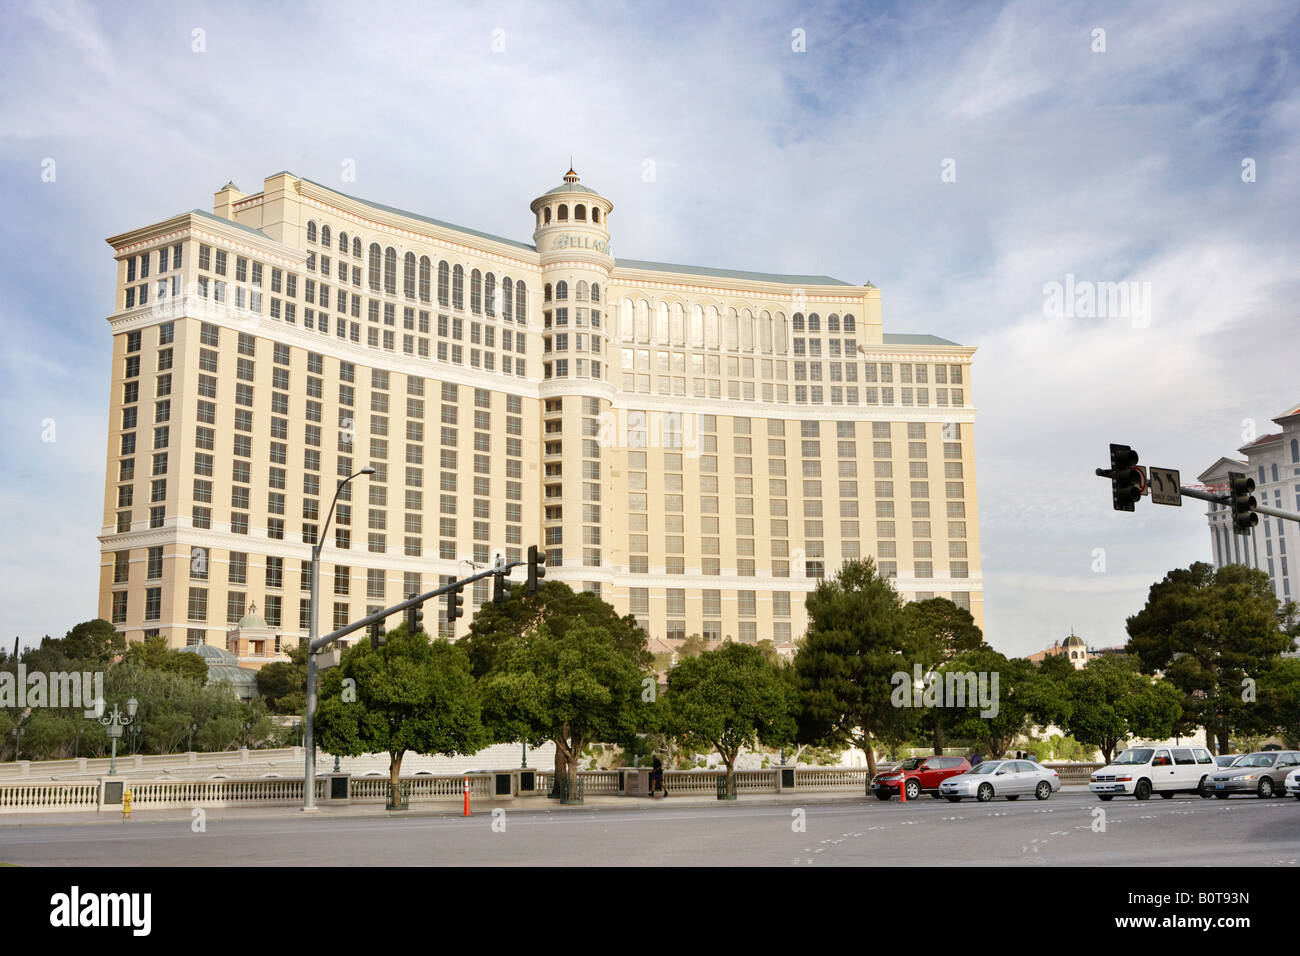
{"left": 563, "top": 162, "right": 579, "bottom": 183}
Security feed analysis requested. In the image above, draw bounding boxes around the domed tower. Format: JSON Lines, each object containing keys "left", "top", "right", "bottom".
{"left": 528, "top": 168, "right": 615, "bottom": 580}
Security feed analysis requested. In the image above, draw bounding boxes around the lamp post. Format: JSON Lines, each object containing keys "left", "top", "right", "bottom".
{"left": 304, "top": 465, "right": 374, "bottom": 811}
{"left": 99, "top": 698, "right": 138, "bottom": 776}
{"left": 11, "top": 726, "right": 22, "bottom": 761}
{"left": 521, "top": 741, "right": 528, "bottom": 769}
{"left": 187, "top": 722, "right": 197, "bottom": 752}
{"left": 242, "top": 721, "right": 251, "bottom": 750}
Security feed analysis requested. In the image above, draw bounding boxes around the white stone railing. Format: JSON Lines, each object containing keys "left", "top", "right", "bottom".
{"left": 348, "top": 774, "right": 493, "bottom": 802}
{"left": 0, "top": 781, "right": 100, "bottom": 811}
{"left": 793, "top": 767, "right": 871, "bottom": 790}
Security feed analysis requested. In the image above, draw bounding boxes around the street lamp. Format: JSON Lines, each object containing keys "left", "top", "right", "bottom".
{"left": 304, "top": 465, "right": 374, "bottom": 811}
{"left": 242, "top": 721, "right": 251, "bottom": 750}
{"left": 187, "top": 722, "right": 197, "bottom": 752}
{"left": 98, "top": 697, "right": 138, "bottom": 776}
{"left": 11, "top": 726, "right": 22, "bottom": 761}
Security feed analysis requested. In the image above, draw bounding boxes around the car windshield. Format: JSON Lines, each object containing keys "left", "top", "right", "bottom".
{"left": 1113, "top": 749, "right": 1154, "bottom": 765}
{"left": 899, "top": 758, "right": 924, "bottom": 771}
{"left": 968, "top": 762, "right": 1002, "bottom": 774}
{"left": 1234, "top": 754, "right": 1276, "bottom": 768}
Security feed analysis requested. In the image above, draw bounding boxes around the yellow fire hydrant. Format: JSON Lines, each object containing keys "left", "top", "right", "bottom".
{"left": 122, "top": 788, "right": 133, "bottom": 822}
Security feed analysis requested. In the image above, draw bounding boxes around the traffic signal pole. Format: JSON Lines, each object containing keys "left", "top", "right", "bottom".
{"left": 1177, "top": 483, "right": 1300, "bottom": 523}
{"left": 302, "top": 555, "right": 532, "bottom": 810}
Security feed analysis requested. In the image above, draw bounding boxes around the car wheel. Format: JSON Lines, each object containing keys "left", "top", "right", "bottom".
{"left": 875, "top": 791, "right": 892, "bottom": 801}
{"left": 905, "top": 780, "right": 921, "bottom": 801}
{"left": 1294, "top": 794, "right": 1300, "bottom": 801}
{"left": 1214, "top": 792, "right": 1229, "bottom": 799}
{"left": 1159, "top": 792, "right": 1174, "bottom": 800}
{"left": 931, "top": 792, "right": 943, "bottom": 800}
{"left": 1035, "top": 781, "right": 1051, "bottom": 800}
{"left": 1005, "top": 795, "right": 1020, "bottom": 801}
{"left": 977, "top": 783, "right": 994, "bottom": 803}
{"left": 1258, "top": 778, "right": 1274, "bottom": 799}
{"left": 1097, "top": 794, "right": 1114, "bottom": 801}
{"left": 946, "top": 796, "right": 962, "bottom": 803}
{"left": 1199, "top": 776, "right": 1210, "bottom": 798}
{"left": 1134, "top": 779, "right": 1152, "bottom": 801}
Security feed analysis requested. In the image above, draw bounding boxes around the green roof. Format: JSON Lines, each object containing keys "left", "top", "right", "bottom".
{"left": 299, "top": 177, "right": 538, "bottom": 252}
{"left": 615, "top": 259, "right": 853, "bottom": 286}
{"left": 882, "top": 333, "right": 961, "bottom": 346}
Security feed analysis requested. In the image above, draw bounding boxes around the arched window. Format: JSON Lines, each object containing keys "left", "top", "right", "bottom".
{"left": 828, "top": 313, "right": 840, "bottom": 332}
{"left": 485, "top": 273, "right": 496, "bottom": 317}
{"left": 690, "top": 305, "right": 704, "bottom": 347}
{"left": 655, "top": 303, "right": 669, "bottom": 343}
{"left": 556, "top": 280, "right": 568, "bottom": 300}
{"left": 418, "top": 256, "right": 431, "bottom": 303}
{"left": 592, "top": 208, "right": 600, "bottom": 224}
{"left": 544, "top": 207, "right": 552, "bottom": 225}
{"left": 403, "top": 252, "right": 416, "bottom": 299}
{"left": 1272, "top": 463, "right": 1280, "bottom": 483}
{"left": 670, "top": 303, "right": 685, "bottom": 346}
{"left": 576, "top": 280, "right": 588, "bottom": 302}
{"left": 792, "top": 312, "right": 805, "bottom": 332}
{"left": 775, "top": 312, "right": 788, "bottom": 351}
{"left": 621, "top": 298, "right": 634, "bottom": 341}
{"left": 502, "top": 278, "right": 513, "bottom": 321}
{"left": 844, "top": 314, "right": 856, "bottom": 333}
{"left": 760, "top": 311, "right": 773, "bottom": 352}
{"left": 740, "top": 309, "right": 754, "bottom": 350}
{"left": 575, "top": 204, "right": 586, "bottom": 221}
{"left": 306, "top": 221, "right": 317, "bottom": 243}
{"left": 1292, "top": 438, "right": 1299, "bottom": 463}
{"left": 1259, "top": 465, "right": 1266, "bottom": 485}
{"left": 558, "top": 204, "right": 568, "bottom": 221}
{"left": 470, "top": 269, "right": 482, "bottom": 314}
{"left": 338, "top": 231, "right": 348, "bottom": 253}
{"left": 706, "top": 307, "right": 720, "bottom": 348}
{"left": 437, "top": 260, "right": 450, "bottom": 306}
{"left": 724, "top": 309, "right": 739, "bottom": 349}
{"left": 635, "top": 300, "right": 650, "bottom": 343}
{"left": 384, "top": 247, "right": 397, "bottom": 295}
{"left": 352, "top": 237, "right": 362, "bottom": 258}
{"left": 591, "top": 282, "right": 600, "bottom": 303}
{"left": 544, "top": 283, "right": 552, "bottom": 303}
{"left": 368, "top": 243, "right": 382, "bottom": 291}
{"left": 515, "top": 281, "right": 527, "bottom": 322}
{"left": 452, "top": 265, "right": 464, "bottom": 311}
{"left": 321, "top": 225, "right": 331, "bottom": 248}
{"left": 808, "top": 312, "right": 821, "bottom": 332}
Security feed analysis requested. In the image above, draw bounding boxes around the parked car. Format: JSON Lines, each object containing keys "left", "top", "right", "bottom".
{"left": 1286, "top": 767, "right": 1300, "bottom": 800}
{"left": 1089, "top": 746, "right": 1216, "bottom": 800}
{"left": 871, "top": 755, "right": 970, "bottom": 801}
{"left": 939, "top": 759, "right": 1060, "bottom": 802}
{"left": 1215, "top": 754, "right": 1245, "bottom": 768}
{"left": 1207, "top": 751, "right": 1300, "bottom": 799}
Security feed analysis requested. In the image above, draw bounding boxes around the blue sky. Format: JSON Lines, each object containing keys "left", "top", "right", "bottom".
{"left": 1, "top": 0, "right": 1297, "bottom": 656}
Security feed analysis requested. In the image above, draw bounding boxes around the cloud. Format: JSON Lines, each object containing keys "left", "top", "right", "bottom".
{"left": 0, "top": 0, "right": 1296, "bottom": 655}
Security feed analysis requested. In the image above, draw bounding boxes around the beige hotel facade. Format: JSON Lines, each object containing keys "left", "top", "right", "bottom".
{"left": 98, "top": 168, "right": 982, "bottom": 661}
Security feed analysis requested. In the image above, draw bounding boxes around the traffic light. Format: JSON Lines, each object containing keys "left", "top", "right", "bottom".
{"left": 493, "top": 572, "right": 507, "bottom": 606}
{"left": 369, "top": 621, "right": 386, "bottom": 650}
{"left": 1106, "top": 443, "right": 1142, "bottom": 512}
{"left": 446, "top": 586, "right": 464, "bottom": 623}
{"left": 527, "top": 545, "right": 547, "bottom": 594}
{"left": 1228, "top": 472, "right": 1258, "bottom": 535}
{"left": 406, "top": 593, "right": 424, "bottom": 633}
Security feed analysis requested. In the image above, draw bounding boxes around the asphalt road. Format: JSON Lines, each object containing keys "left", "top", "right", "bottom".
{"left": 2, "top": 792, "right": 1298, "bottom": 866}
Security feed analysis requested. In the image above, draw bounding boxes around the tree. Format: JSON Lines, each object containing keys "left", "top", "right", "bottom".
{"left": 667, "top": 642, "right": 795, "bottom": 791}
{"left": 57, "top": 619, "right": 126, "bottom": 666}
{"left": 316, "top": 624, "right": 487, "bottom": 807}
{"left": 122, "top": 636, "right": 209, "bottom": 683}
{"left": 938, "top": 649, "right": 1066, "bottom": 758}
{"left": 464, "top": 581, "right": 651, "bottom": 785}
{"left": 904, "top": 598, "right": 984, "bottom": 753}
{"left": 792, "top": 559, "right": 925, "bottom": 776}
{"left": 1127, "top": 562, "right": 1292, "bottom": 753}
{"left": 1258, "top": 657, "right": 1300, "bottom": 748}
{"left": 257, "top": 641, "right": 308, "bottom": 714}
{"left": 677, "top": 634, "right": 709, "bottom": 659}
{"left": 479, "top": 620, "right": 649, "bottom": 800}
{"left": 1059, "top": 656, "right": 1183, "bottom": 764}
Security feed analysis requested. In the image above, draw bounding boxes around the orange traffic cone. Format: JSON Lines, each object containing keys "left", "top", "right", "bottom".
{"left": 462, "top": 775, "right": 471, "bottom": 817}
{"left": 900, "top": 776, "right": 907, "bottom": 802}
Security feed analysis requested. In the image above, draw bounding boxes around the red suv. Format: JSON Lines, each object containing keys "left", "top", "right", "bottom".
{"left": 871, "top": 755, "right": 972, "bottom": 801}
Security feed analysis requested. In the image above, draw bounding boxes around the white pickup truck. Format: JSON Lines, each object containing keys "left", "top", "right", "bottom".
{"left": 1089, "top": 745, "right": 1216, "bottom": 801}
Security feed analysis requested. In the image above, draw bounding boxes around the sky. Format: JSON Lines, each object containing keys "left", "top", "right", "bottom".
{"left": 1, "top": 0, "right": 1297, "bottom": 657}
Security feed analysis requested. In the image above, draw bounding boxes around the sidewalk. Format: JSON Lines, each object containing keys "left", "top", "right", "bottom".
{"left": 0, "top": 785, "right": 1089, "bottom": 828}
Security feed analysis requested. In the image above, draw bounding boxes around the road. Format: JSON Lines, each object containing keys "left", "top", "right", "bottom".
{"left": 2, "top": 792, "right": 1297, "bottom": 866}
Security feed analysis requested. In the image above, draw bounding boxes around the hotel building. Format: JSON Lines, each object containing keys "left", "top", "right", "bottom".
{"left": 98, "top": 169, "right": 982, "bottom": 658}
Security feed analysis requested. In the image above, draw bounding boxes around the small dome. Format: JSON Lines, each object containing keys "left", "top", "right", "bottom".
{"left": 1062, "top": 634, "right": 1086, "bottom": 647}
{"left": 178, "top": 643, "right": 239, "bottom": 663}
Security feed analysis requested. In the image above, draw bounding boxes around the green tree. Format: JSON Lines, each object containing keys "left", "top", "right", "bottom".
{"left": 905, "top": 598, "right": 984, "bottom": 754}
{"left": 938, "top": 649, "right": 1065, "bottom": 758}
{"left": 792, "top": 559, "right": 924, "bottom": 776}
{"left": 666, "top": 642, "right": 796, "bottom": 791}
{"left": 122, "top": 637, "right": 209, "bottom": 683}
{"left": 465, "top": 581, "right": 651, "bottom": 785}
{"left": 1127, "top": 562, "right": 1292, "bottom": 753}
{"left": 315, "top": 625, "right": 486, "bottom": 806}
{"left": 1059, "top": 656, "right": 1183, "bottom": 764}
{"left": 57, "top": 619, "right": 126, "bottom": 667}
{"left": 677, "top": 634, "right": 709, "bottom": 659}
{"left": 257, "top": 641, "right": 308, "bottom": 714}
{"left": 479, "top": 620, "right": 649, "bottom": 800}
{"left": 1258, "top": 657, "right": 1300, "bottom": 748}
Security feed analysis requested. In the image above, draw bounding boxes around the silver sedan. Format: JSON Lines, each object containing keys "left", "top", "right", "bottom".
{"left": 939, "top": 759, "right": 1061, "bottom": 803}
